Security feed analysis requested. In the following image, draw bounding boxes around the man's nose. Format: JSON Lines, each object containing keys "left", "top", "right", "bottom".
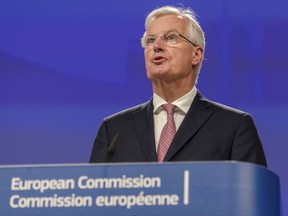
{"left": 153, "top": 36, "right": 164, "bottom": 52}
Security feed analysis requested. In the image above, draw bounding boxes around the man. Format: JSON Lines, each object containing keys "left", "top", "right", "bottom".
{"left": 89, "top": 6, "right": 267, "bottom": 167}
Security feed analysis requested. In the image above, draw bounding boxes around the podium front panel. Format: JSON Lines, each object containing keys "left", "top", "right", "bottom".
{"left": 0, "top": 162, "right": 280, "bottom": 216}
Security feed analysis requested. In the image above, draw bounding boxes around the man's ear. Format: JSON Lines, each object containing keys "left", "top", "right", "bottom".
{"left": 191, "top": 47, "right": 203, "bottom": 66}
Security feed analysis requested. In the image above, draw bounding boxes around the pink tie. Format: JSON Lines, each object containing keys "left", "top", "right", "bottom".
{"left": 157, "top": 104, "right": 176, "bottom": 162}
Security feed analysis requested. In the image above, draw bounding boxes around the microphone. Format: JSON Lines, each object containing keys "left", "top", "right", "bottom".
{"left": 106, "top": 133, "right": 120, "bottom": 162}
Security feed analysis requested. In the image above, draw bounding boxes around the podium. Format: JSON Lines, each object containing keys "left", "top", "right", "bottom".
{"left": 0, "top": 162, "right": 280, "bottom": 216}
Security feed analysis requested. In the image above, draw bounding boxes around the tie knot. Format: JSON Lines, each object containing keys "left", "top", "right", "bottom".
{"left": 162, "top": 104, "right": 176, "bottom": 116}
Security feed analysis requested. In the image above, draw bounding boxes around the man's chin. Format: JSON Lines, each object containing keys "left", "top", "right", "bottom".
{"left": 147, "top": 69, "right": 168, "bottom": 79}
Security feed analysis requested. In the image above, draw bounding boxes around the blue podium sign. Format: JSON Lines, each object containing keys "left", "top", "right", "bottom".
{"left": 0, "top": 162, "right": 280, "bottom": 216}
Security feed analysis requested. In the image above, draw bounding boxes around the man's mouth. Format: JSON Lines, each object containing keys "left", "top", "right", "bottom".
{"left": 152, "top": 56, "right": 166, "bottom": 64}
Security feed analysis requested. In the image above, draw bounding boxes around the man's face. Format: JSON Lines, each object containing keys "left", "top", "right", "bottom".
{"left": 144, "top": 15, "right": 199, "bottom": 83}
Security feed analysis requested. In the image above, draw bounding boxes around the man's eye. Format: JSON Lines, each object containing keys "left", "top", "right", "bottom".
{"left": 146, "top": 37, "right": 155, "bottom": 45}
{"left": 166, "top": 34, "right": 177, "bottom": 42}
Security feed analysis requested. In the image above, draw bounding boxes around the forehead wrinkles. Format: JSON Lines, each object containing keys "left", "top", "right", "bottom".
{"left": 147, "top": 15, "right": 188, "bottom": 35}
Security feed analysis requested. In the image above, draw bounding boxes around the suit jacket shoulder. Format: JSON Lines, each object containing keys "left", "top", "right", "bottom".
{"left": 105, "top": 101, "right": 152, "bottom": 122}
{"left": 195, "top": 92, "right": 248, "bottom": 116}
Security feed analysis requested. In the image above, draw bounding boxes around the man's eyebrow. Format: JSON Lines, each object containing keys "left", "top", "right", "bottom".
{"left": 146, "top": 29, "right": 180, "bottom": 36}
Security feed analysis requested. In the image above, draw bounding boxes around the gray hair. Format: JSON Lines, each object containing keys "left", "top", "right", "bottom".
{"left": 141, "top": 6, "right": 206, "bottom": 77}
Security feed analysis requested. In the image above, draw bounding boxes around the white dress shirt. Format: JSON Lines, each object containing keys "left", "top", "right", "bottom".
{"left": 153, "top": 86, "right": 197, "bottom": 152}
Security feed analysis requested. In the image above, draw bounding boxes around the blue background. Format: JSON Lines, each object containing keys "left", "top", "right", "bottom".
{"left": 0, "top": 0, "right": 287, "bottom": 214}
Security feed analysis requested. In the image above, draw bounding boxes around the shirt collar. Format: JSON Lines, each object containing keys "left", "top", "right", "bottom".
{"left": 153, "top": 86, "right": 197, "bottom": 114}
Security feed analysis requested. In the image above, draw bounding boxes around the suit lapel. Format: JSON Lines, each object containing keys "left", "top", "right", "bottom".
{"left": 133, "top": 100, "right": 157, "bottom": 161}
{"left": 164, "top": 92, "right": 213, "bottom": 161}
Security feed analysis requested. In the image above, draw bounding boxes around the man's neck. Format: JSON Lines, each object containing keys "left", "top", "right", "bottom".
{"left": 152, "top": 81, "right": 195, "bottom": 103}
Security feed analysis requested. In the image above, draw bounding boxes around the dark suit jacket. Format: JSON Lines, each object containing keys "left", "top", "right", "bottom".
{"left": 89, "top": 91, "right": 267, "bottom": 167}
